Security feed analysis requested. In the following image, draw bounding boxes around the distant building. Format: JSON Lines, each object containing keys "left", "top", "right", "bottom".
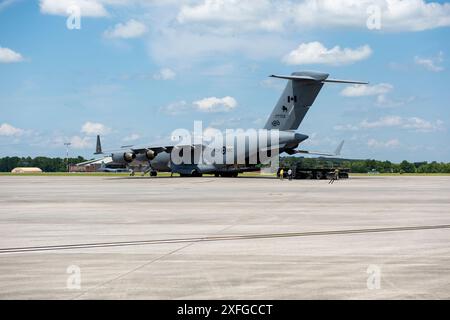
{"left": 11, "top": 167, "right": 43, "bottom": 174}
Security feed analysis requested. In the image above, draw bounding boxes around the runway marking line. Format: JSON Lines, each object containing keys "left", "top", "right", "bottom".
{"left": 1, "top": 224, "right": 449, "bottom": 254}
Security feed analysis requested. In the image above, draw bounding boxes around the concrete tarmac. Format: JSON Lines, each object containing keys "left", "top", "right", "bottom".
{"left": 0, "top": 175, "right": 449, "bottom": 299}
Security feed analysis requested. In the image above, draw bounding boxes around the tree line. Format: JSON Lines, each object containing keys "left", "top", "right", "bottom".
{"left": 280, "top": 157, "right": 450, "bottom": 174}
{"left": 1, "top": 156, "right": 450, "bottom": 173}
{"left": 0, "top": 156, "right": 87, "bottom": 172}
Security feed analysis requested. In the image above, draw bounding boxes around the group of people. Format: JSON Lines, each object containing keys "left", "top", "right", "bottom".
{"left": 278, "top": 168, "right": 293, "bottom": 181}
{"left": 279, "top": 168, "right": 340, "bottom": 183}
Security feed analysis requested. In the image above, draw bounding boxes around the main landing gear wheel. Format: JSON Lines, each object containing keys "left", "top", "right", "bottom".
{"left": 191, "top": 170, "right": 203, "bottom": 177}
{"left": 180, "top": 171, "right": 203, "bottom": 177}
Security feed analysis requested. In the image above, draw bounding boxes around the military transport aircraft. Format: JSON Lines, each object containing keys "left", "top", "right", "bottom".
{"left": 95, "top": 71, "right": 367, "bottom": 177}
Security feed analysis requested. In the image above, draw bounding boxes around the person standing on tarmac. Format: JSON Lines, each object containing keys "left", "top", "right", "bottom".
{"left": 329, "top": 168, "right": 340, "bottom": 184}
{"left": 279, "top": 168, "right": 284, "bottom": 180}
{"left": 287, "top": 169, "right": 293, "bottom": 181}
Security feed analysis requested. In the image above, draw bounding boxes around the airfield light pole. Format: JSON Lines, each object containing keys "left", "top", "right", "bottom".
{"left": 64, "top": 142, "right": 71, "bottom": 173}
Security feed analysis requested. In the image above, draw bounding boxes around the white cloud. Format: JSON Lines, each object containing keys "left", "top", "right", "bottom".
{"left": 193, "top": 96, "right": 237, "bottom": 113}
{"left": 290, "top": 0, "right": 450, "bottom": 32}
{"left": 282, "top": 42, "right": 372, "bottom": 65}
{"left": 153, "top": 68, "right": 176, "bottom": 80}
{"left": 0, "top": 123, "right": 24, "bottom": 136}
{"left": 361, "top": 116, "right": 444, "bottom": 132}
{"left": 368, "top": 138, "right": 400, "bottom": 149}
{"left": 81, "top": 122, "right": 111, "bottom": 135}
{"left": 260, "top": 78, "right": 284, "bottom": 92}
{"left": 37, "top": 133, "right": 95, "bottom": 149}
{"left": 207, "top": 116, "right": 264, "bottom": 130}
{"left": 104, "top": 19, "right": 147, "bottom": 39}
{"left": 123, "top": 133, "right": 140, "bottom": 142}
{"left": 341, "top": 83, "right": 414, "bottom": 108}
{"left": 402, "top": 117, "right": 445, "bottom": 132}
{"left": 146, "top": 0, "right": 450, "bottom": 65}
{"left": 70, "top": 135, "right": 92, "bottom": 149}
{"left": 177, "top": 0, "right": 450, "bottom": 32}
{"left": 39, "top": 0, "right": 108, "bottom": 17}
{"left": 67, "top": 0, "right": 450, "bottom": 33}
{"left": 37, "top": 0, "right": 450, "bottom": 37}
{"left": 375, "top": 94, "right": 416, "bottom": 108}
{"left": 160, "top": 100, "right": 189, "bottom": 116}
{"left": 414, "top": 51, "right": 444, "bottom": 72}
{"left": 201, "top": 63, "right": 235, "bottom": 76}
{"left": 361, "top": 116, "right": 404, "bottom": 129}
{"left": 159, "top": 98, "right": 241, "bottom": 118}
{"left": 177, "top": 0, "right": 283, "bottom": 31}
{"left": 341, "top": 83, "right": 393, "bottom": 97}
{"left": 149, "top": 28, "right": 293, "bottom": 65}
{"left": 180, "top": 1, "right": 282, "bottom": 35}
{"left": 335, "top": 116, "right": 445, "bottom": 133}
{"left": 152, "top": 1, "right": 450, "bottom": 64}
{"left": 0, "top": 46, "right": 23, "bottom": 63}
{"left": 333, "top": 124, "right": 360, "bottom": 132}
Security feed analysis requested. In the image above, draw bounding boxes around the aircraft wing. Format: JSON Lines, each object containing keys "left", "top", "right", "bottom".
{"left": 130, "top": 146, "right": 171, "bottom": 154}
{"left": 94, "top": 134, "right": 204, "bottom": 156}
{"left": 290, "top": 141, "right": 344, "bottom": 157}
{"left": 130, "top": 144, "right": 205, "bottom": 155}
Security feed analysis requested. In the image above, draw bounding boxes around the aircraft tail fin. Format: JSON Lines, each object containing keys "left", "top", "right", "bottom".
{"left": 264, "top": 71, "right": 367, "bottom": 131}
{"left": 94, "top": 135, "right": 103, "bottom": 154}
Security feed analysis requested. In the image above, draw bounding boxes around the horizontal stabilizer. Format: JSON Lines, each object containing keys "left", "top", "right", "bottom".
{"left": 270, "top": 74, "right": 320, "bottom": 81}
{"left": 324, "top": 79, "right": 369, "bottom": 85}
{"left": 270, "top": 74, "right": 368, "bottom": 85}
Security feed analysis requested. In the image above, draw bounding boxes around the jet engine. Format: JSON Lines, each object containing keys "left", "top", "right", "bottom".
{"left": 112, "top": 152, "right": 136, "bottom": 163}
{"left": 135, "top": 149, "right": 156, "bottom": 162}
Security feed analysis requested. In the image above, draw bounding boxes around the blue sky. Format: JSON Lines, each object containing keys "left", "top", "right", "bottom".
{"left": 1, "top": 0, "right": 449, "bottom": 162}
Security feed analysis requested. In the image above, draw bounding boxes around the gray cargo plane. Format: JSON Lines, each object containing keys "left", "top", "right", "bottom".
{"left": 95, "top": 71, "right": 367, "bottom": 177}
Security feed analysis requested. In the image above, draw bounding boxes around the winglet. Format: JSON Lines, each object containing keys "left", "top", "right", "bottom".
{"left": 334, "top": 140, "right": 345, "bottom": 156}
{"left": 94, "top": 135, "right": 103, "bottom": 154}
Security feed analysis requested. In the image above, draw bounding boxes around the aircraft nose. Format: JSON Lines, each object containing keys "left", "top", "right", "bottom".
{"left": 294, "top": 133, "right": 309, "bottom": 143}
